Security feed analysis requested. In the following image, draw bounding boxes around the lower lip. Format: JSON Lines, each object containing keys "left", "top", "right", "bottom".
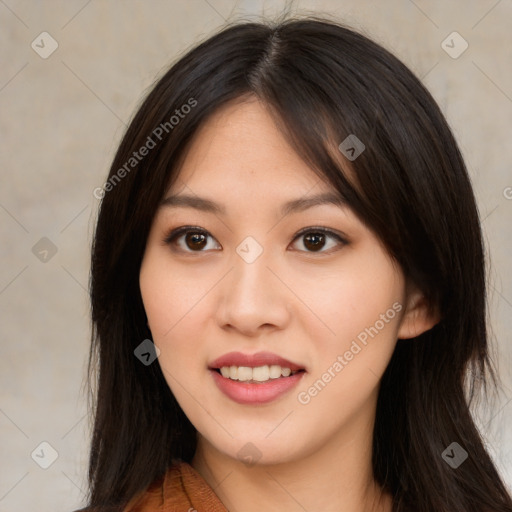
{"left": 210, "top": 369, "right": 305, "bottom": 405}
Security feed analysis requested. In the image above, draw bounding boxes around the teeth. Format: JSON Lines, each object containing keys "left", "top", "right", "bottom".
{"left": 237, "top": 366, "right": 252, "bottom": 381}
{"left": 218, "top": 365, "right": 299, "bottom": 382}
{"left": 269, "top": 365, "right": 282, "bottom": 379}
{"left": 252, "top": 365, "right": 269, "bottom": 382}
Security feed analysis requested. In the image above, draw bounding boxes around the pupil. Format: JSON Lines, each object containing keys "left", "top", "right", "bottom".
{"left": 183, "top": 232, "right": 326, "bottom": 251}
{"left": 304, "top": 233, "right": 325, "bottom": 251}
{"left": 186, "top": 232, "right": 207, "bottom": 250}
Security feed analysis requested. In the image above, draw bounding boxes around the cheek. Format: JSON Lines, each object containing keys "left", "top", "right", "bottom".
{"left": 296, "top": 251, "right": 404, "bottom": 414}
{"left": 299, "top": 251, "right": 404, "bottom": 351}
{"left": 139, "top": 248, "right": 213, "bottom": 393}
{"left": 140, "top": 248, "right": 211, "bottom": 339}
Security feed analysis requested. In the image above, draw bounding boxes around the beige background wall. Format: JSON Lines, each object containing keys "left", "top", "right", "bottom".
{"left": 1, "top": 1, "right": 511, "bottom": 510}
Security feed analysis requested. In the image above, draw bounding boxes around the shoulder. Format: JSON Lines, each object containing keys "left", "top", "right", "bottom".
{"left": 75, "top": 473, "right": 167, "bottom": 512}
{"left": 121, "top": 467, "right": 167, "bottom": 511}
{"left": 73, "top": 462, "right": 227, "bottom": 512}
{"left": 125, "top": 461, "right": 227, "bottom": 512}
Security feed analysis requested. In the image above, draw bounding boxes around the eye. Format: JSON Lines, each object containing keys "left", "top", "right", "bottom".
{"left": 163, "top": 226, "right": 221, "bottom": 253}
{"left": 163, "top": 226, "right": 348, "bottom": 254}
{"left": 290, "top": 227, "right": 347, "bottom": 253}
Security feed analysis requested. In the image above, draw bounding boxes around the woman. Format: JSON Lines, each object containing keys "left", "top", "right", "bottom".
{"left": 81, "top": 16, "right": 512, "bottom": 512}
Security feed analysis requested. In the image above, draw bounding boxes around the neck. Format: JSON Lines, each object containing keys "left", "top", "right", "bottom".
{"left": 191, "top": 416, "right": 392, "bottom": 512}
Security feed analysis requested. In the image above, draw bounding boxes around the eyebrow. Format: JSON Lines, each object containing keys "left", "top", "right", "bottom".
{"left": 160, "top": 191, "right": 346, "bottom": 216}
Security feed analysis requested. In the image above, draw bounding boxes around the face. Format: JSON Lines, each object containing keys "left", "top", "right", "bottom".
{"left": 139, "top": 98, "right": 416, "bottom": 466}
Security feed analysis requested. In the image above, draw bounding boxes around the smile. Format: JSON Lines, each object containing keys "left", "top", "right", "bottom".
{"left": 218, "top": 364, "right": 300, "bottom": 382}
{"left": 208, "top": 352, "right": 306, "bottom": 405}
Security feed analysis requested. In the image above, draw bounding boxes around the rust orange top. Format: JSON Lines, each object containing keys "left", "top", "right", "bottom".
{"left": 124, "top": 462, "right": 228, "bottom": 512}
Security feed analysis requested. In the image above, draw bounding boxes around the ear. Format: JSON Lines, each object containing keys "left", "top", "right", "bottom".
{"left": 397, "top": 284, "right": 440, "bottom": 340}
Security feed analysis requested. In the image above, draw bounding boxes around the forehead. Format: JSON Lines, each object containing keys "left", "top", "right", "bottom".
{"left": 170, "top": 97, "right": 325, "bottom": 192}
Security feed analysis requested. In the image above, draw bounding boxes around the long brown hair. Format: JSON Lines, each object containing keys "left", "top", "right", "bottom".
{"left": 82, "top": 16, "right": 512, "bottom": 512}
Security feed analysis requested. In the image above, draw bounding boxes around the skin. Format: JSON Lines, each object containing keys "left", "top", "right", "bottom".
{"left": 139, "top": 96, "right": 438, "bottom": 512}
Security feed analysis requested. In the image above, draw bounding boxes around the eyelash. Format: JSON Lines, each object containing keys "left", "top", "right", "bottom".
{"left": 162, "top": 225, "right": 349, "bottom": 255}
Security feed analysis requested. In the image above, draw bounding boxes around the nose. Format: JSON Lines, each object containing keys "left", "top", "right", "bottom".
{"left": 214, "top": 247, "right": 292, "bottom": 337}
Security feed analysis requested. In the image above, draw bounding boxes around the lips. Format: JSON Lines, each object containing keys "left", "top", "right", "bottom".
{"left": 209, "top": 351, "right": 305, "bottom": 372}
{"left": 208, "top": 351, "right": 307, "bottom": 405}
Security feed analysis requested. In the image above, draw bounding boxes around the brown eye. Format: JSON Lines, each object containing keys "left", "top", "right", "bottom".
{"left": 291, "top": 228, "right": 347, "bottom": 254}
{"left": 303, "top": 232, "right": 326, "bottom": 251}
{"left": 185, "top": 232, "right": 208, "bottom": 250}
{"left": 164, "top": 227, "right": 221, "bottom": 253}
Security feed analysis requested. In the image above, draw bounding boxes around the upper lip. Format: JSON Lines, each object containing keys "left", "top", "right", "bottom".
{"left": 209, "top": 351, "right": 305, "bottom": 372}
